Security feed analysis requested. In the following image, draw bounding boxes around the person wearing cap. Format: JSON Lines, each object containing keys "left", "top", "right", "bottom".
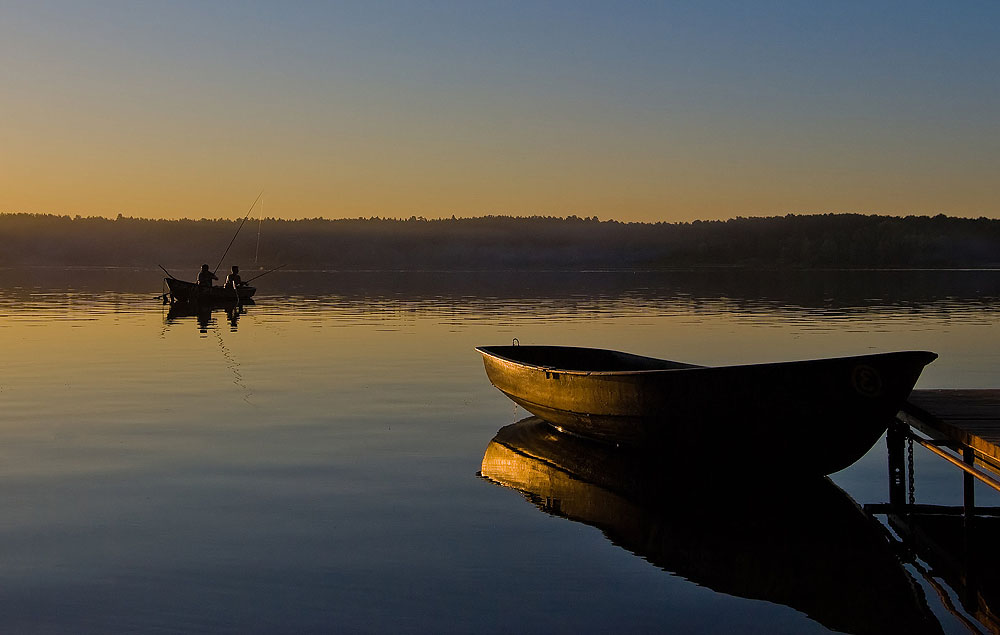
{"left": 197, "top": 264, "right": 218, "bottom": 287}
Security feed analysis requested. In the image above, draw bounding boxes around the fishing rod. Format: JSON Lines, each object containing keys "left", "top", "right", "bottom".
{"left": 214, "top": 190, "right": 264, "bottom": 275}
{"left": 244, "top": 263, "right": 287, "bottom": 284}
{"left": 156, "top": 265, "right": 178, "bottom": 303}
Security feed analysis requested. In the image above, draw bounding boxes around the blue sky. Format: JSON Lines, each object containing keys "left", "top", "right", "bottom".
{"left": 1, "top": 1, "right": 997, "bottom": 220}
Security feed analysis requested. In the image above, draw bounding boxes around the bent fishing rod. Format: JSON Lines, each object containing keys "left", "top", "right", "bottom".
{"left": 214, "top": 190, "right": 264, "bottom": 275}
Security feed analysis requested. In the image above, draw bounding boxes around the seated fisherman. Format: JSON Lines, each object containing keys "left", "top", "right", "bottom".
{"left": 197, "top": 264, "right": 218, "bottom": 287}
{"left": 224, "top": 265, "right": 243, "bottom": 289}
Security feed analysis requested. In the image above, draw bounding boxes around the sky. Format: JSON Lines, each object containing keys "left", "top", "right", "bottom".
{"left": 1, "top": 0, "right": 998, "bottom": 222}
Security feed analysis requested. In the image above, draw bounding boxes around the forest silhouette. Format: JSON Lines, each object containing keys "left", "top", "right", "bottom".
{"left": 1, "top": 213, "right": 997, "bottom": 270}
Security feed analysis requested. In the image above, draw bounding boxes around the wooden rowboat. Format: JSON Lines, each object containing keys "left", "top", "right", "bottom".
{"left": 476, "top": 345, "right": 937, "bottom": 474}
{"left": 165, "top": 277, "right": 256, "bottom": 304}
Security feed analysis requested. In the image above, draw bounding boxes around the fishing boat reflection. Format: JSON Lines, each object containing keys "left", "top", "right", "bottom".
{"left": 165, "top": 299, "right": 254, "bottom": 332}
{"left": 480, "top": 417, "right": 943, "bottom": 635}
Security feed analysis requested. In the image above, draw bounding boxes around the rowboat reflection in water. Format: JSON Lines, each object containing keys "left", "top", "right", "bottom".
{"left": 476, "top": 346, "right": 937, "bottom": 475}
{"left": 480, "top": 417, "right": 943, "bottom": 635}
{"left": 165, "top": 299, "right": 253, "bottom": 333}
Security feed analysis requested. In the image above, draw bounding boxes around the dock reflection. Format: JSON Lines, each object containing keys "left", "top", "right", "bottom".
{"left": 165, "top": 300, "right": 253, "bottom": 332}
{"left": 886, "top": 511, "right": 1000, "bottom": 632}
{"left": 480, "top": 417, "right": 943, "bottom": 635}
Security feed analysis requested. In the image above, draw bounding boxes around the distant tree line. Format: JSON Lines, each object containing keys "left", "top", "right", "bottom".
{"left": 1, "top": 212, "right": 997, "bottom": 270}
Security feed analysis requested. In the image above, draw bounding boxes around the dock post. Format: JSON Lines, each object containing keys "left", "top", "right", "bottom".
{"left": 963, "top": 447, "right": 976, "bottom": 520}
{"left": 888, "top": 419, "right": 906, "bottom": 507}
{"left": 962, "top": 446, "right": 979, "bottom": 611}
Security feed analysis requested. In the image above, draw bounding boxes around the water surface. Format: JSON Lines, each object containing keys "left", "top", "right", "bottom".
{"left": 1, "top": 268, "right": 998, "bottom": 633}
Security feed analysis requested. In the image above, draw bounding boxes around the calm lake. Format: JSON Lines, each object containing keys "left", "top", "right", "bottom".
{"left": 1, "top": 267, "right": 998, "bottom": 634}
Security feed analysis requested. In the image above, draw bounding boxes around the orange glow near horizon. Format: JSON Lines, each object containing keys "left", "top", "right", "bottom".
{"left": 1, "top": 4, "right": 998, "bottom": 223}
{"left": 3, "top": 159, "right": 996, "bottom": 223}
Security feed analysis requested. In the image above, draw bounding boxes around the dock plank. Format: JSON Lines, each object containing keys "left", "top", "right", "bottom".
{"left": 902, "top": 389, "right": 1000, "bottom": 472}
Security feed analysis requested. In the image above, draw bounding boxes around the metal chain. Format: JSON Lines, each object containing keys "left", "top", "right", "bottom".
{"left": 907, "top": 436, "right": 916, "bottom": 505}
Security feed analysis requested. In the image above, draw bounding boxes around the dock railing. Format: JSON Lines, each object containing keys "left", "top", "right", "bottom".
{"left": 863, "top": 389, "right": 1000, "bottom": 634}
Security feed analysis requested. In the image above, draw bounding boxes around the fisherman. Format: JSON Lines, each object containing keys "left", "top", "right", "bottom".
{"left": 197, "top": 264, "right": 218, "bottom": 287}
{"left": 224, "top": 265, "right": 243, "bottom": 289}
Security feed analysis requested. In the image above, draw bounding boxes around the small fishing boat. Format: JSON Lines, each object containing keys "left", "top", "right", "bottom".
{"left": 476, "top": 345, "right": 937, "bottom": 474}
{"left": 157, "top": 193, "right": 284, "bottom": 306}
{"left": 165, "top": 277, "right": 256, "bottom": 304}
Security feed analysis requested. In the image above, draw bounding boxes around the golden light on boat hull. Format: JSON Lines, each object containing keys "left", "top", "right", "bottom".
{"left": 477, "top": 346, "right": 937, "bottom": 475}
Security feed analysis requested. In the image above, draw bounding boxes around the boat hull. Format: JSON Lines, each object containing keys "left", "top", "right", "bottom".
{"left": 165, "top": 277, "right": 256, "bottom": 304}
{"left": 476, "top": 346, "right": 937, "bottom": 474}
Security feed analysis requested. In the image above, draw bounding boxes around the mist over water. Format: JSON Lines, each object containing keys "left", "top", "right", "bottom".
{"left": 0, "top": 268, "right": 998, "bottom": 633}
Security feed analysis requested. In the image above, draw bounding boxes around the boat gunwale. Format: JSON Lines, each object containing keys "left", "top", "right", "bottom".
{"left": 165, "top": 277, "right": 256, "bottom": 294}
{"left": 475, "top": 345, "right": 697, "bottom": 377}
{"left": 164, "top": 277, "right": 257, "bottom": 304}
{"left": 475, "top": 345, "right": 938, "bottom": 378}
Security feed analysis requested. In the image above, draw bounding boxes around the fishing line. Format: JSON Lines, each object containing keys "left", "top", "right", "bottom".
{"left": 254, "top": 193, "right": 263, "bottom": 265}
{"left": 213, "top": 320, "right": 253, "bottom": 405}
{"left": 214, "top": 190, "right": 263, "bottom": 275}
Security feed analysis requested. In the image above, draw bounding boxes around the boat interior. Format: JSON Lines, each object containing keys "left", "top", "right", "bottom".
{"left": 477, "top": 345, "right": 702, "bottom": 372}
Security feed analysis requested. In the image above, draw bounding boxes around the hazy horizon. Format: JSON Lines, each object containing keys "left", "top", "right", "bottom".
{"left": 0, "top": 209, "right": 994, "bottom": 224}
{"left": 3, "top": 212, "right": 997, "bottom": 270}
{"left": 2, "top": 2, "right": 998, "bottom": 222}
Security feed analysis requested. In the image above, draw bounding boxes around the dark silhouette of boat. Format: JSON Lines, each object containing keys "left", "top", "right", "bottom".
{"left": 476, "top": 346, "right": 936, "bottom": 474}
{"left": 165, "top": 277, "right": 256, "bottom": 304}
{"left": 480, "top": 417, "right": 943, "bottom": 635}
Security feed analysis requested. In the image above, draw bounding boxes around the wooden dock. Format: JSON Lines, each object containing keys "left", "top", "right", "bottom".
{"left": 870, "top": 390, "right": 1000, "bottom": 633}
{"left": 899, "top": 389, "right": 1000, "bottom": 481}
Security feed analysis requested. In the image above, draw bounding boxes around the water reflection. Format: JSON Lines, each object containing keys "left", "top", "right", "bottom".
{"left": 165, "top": 300, "right": 253, "bottom": 332}
{"left": 3, "top": 268, "right": 998, "bottom": 317}
{"left": 264, "top": 270, "right": 1000, "bottom": 325}
{"left": 2, "top": 269, "right": 999, "bottom": 344}
{"left": 481, "top": 417, "right": 943, "bottom": 635}
{"left": 887, "top": 511, "right": 1000, "bottom": 633}
{"left": 0, "top": 267, "right": 995, "bottom": 631}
